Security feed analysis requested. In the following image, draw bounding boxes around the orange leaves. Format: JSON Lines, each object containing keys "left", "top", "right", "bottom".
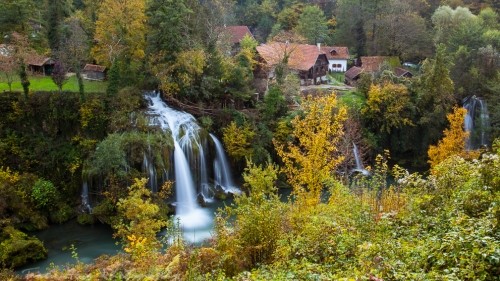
{"left": 428, "top": 107, "right": 479, "bottom": 169}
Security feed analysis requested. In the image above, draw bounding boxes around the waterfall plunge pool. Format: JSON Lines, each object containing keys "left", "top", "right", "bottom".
{"left": 16, "top": 195, "right": 232, "bottom": 275}
{"left": 18, "top": 93, "right": 242, "bottom": 275}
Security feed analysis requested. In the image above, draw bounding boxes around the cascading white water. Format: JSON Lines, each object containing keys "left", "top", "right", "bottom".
{"left": 145, "top": 93, "right": 210, "bottom": 229}
{"left": 210, "top": 134, "right": 239, "bottom": 194}
{"left": 142, "top": 153, "right": 158, "bottom": 193}
{"left": 81, "top": 181, "right": 92, "bottom": 213}
{"left": 198, "top": 145, "right": 213, "bottom": 202}
{"left": 353, "top": 142, "right": 364, "bottom": 170}
{"left": 463, "top": 96, "right": 490, "bottom": 150}
{"left": 352, "top": 142, "right": 370, "bottom": 176}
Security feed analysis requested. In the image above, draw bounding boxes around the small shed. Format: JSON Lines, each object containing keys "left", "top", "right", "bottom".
{"left": 83, "top": 64, "right": 106, "bottom": 81}
{"left": 344, "top": 66, "right": 363, "bottom": 85}
{"left": 394, "top": 67, "right": 413, "bottom": 78}
{"left": 27, "top": 55, "right": 55, "bottom": 75}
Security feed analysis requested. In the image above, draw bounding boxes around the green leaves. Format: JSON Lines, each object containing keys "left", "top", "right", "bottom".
{"left": 31, "top": 178, "right": 59, "bottom": 210}
{"left": 295, "top": 5, "right": 328, "bottom": 44}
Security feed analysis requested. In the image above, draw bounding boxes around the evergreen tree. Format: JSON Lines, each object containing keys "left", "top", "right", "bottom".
{"left": 0, "top": 0, "right": 35, "bottom": 34}
{"left": 106, "top": 61, "right": 120, "bottom": 96}
{"left": 417, "top": 45, "right": 456, "bottom": 155}
{"left": 19, "top": 63, "right": 30, "bottom": 99}
{"left": 334, "top": 0, "right": 367, "bottom": 56}
{"left": 295, "top": 5, "right": 328, "bottom": 44}
{"left": 146, "top": 0, "right": 192, "bottom": 63}
{"left": 46, "top": 0, "right": 73, "bottom": 50}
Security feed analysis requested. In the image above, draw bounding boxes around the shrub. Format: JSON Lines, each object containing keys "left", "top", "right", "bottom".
{"left": 49, "top": 203, "right": 75, "bottom": 224}
{"left": 31, "top": 179, "right": 59, "bottom": 210}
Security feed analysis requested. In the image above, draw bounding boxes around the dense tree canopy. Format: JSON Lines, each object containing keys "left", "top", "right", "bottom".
{"left": 92, "top": 0, "right": 146, "bottom": 66}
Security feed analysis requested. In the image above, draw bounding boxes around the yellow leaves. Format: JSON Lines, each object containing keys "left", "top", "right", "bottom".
{"left": 92, "top": 0, "right": 146, "bottom": 65}
{"left": 0, "top": 167, "right": 20, "bottom": 185}
{"left": 222, "top": 121, "right": 256, "bottom": 161}
{"left": 124, "top": 235, "right": 151, "bottom": 263}
{"left": 274, "top": 94, "right": 347, "bottom": 204}
{"left": 154, "top": 49, "right": 207, "bottom": 96}
{"left": 124, "top": 235, "right": 147, "bottom": 252}
{"left": 67, "top": 157, "right": 81, "bottom": 175}
{"left": 79, "top": 97, "right": 106, "bottom": 129}
{"left": 114, "top": 178, "right": 168, "bottom": 255}
{"left": 174, "top": 50, "right": 206, "bottom": 85}
{"left": 362, "top": 83, "right": 413, "bottom": 134}
{"left": 242, "top": 160, "right": 279, "bottom": 200}
{"left": 428, "top": 107, "right": 479, "bottom": 170}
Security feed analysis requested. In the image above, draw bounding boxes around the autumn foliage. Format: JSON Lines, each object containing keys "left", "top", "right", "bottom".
{"left": 274, "top": 94, "right": 347, "bottom": 204}
{"left": 428, "top": 107, "right": 479, "bottom": 169}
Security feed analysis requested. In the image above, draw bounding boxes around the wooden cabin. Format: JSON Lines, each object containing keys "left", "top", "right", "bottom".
{"left": 27, "top": 55, "right": 55, "bottom": 75}
{"left": 83, "top": 64, "right": 106, "bottom": 81}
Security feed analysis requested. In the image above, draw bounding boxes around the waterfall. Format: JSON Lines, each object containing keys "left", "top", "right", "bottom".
{"left": 142, "top": 153, "right": 157, "bottom": 193}
{"left": 198, "top": 144, "right": 213, "bottom": 202}
{"left": 81, "top": 181, "right": 92, "bottom": 213}
{"left": 210, "top": 134, "right": 239, "bottom": 194}
{"left": 352, "top": 142, "right": 370, "bottom": 176}
{"left": 145, "top": 93, "right": 211, "bottom": 229}
{"left": 463, "top": 96, "right": 490, "bottom": 150}
{"left": 353, "top": 142, "right": 364, "bottom": 170}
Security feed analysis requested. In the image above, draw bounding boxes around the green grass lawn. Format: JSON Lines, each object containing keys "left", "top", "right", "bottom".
{"left": 328, "top": 72, "right": 345, "bottom": 86}
{"left": 338, "top": 91, "right": 366, "bottom": 111}
{"left": 0, "top": 74, "right": 107, "bottom": 93}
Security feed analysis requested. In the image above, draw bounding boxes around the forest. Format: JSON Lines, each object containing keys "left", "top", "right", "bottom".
{"left": 0, "top": 0, "right": 499, "bottom": 280}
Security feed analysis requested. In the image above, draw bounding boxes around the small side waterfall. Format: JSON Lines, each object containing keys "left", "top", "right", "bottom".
{"left": 210, "top": 134, "right": 239, "bottom": 194}
{"left": 352, "top": 142, "right": 370, "bottom": 176}
{"left": 463, "top": 96, "right": 491, "bottom": 150}
{"left": 81, "top": 181, "right": 92, "bottom": 213}
{"left": 353, "top": 142, "right": 364, "bottom": 170}
{"left": 142, "top": 153, "right": 158, "bottom": 193}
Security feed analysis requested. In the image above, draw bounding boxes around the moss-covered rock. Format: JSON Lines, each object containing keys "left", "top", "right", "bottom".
{"left": 77, "top": 213, "right": 95, "bottom": 225}
{"left": 0, "top": 226, "right": 47, "bottom": 268}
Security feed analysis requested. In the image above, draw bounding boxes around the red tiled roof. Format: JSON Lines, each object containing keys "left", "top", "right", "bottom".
{"left": 345, "top": 66, "right": 363, "bottom": 80}
{"left": 83, "top": 64, "right": 106, "bottom": 72}
{"left": 320, "top": 46, "right": 349, "bottom": 60}
{"left": 256, "top": 42, "right": 326, "bottom": 71}
{"left": 223, "top": 26, "right": 254, "bottom": 44}
{"left": 394, "top": 67, "right": 412, "bottom": 77}
{"left": 360, "top": 56, "right": 389, "bottom": 72}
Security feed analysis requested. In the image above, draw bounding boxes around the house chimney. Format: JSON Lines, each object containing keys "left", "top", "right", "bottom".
{"left": 317, "top": 43, "right": 321, "bottom": 51}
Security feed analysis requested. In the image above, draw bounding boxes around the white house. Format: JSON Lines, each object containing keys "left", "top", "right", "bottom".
{"left": 320, "top": 45, "right": 349, "bottom": 72}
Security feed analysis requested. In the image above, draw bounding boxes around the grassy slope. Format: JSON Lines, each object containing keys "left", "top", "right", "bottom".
{"left": 0, "top": 74, "right": 107, "bottom": 93}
